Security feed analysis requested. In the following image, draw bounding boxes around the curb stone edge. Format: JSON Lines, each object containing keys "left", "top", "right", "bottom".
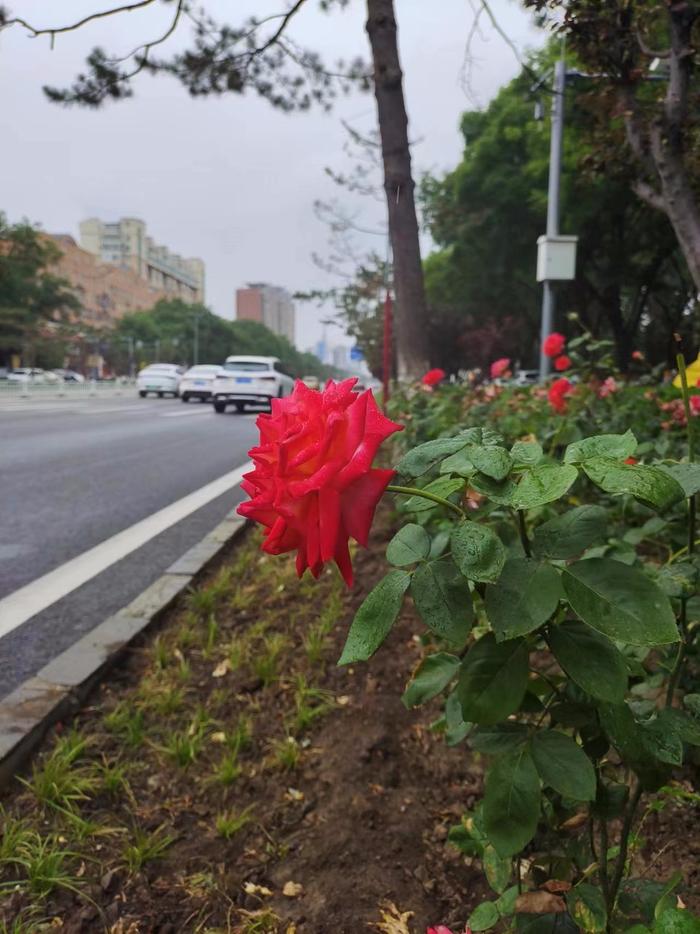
{"left": 0, "top": 513, "right": 248, "bottom": 788}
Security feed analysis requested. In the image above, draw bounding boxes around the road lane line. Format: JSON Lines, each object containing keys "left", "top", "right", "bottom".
{"left": 0, "top": 461, "right": 252, "bottom": 640}
{"left": 160, "top": 407, "right": 215, "bottom": 417}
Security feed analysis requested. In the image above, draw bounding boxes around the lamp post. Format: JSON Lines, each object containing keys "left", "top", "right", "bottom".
{"left": 536, "top": 54, "right": 578, "bottom": 382}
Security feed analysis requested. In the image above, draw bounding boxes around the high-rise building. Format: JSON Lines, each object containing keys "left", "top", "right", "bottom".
{"left": 236, "top": 283, "right": 295, "bottom": 344}
{"left": 79, "top": 217, "right": 205, "bottom": 303}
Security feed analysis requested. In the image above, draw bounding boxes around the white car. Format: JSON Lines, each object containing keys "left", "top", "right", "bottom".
{"left": 8, "top": 367, "right": 49, "bottom": 383}
{"left": 212, "top": 356, "right": 295, "bottom": 414}
{"left": 179, "top": 364, "right": 224, "bottom": 402}
{"left": 137, "top": 364, "right": 184, "bottom": 398}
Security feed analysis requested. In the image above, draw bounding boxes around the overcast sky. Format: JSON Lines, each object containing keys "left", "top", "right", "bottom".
{"left": 0, "top": 1, "right": 543, "bottom": 351}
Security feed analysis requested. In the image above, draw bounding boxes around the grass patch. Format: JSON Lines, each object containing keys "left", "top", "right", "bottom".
{"left": 215, "top": 805, "right": 254, "bottom": 840}
{"left": 123, "top": 825, "right": 175, "bottom": 873}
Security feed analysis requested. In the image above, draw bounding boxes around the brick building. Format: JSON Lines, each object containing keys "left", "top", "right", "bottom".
{"left": 48, "top": 234, "right": 168, "bottom": 328}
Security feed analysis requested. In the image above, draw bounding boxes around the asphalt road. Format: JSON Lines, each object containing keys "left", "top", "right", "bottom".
{"left": 0, "top": 394, "right": 259, "bottom": 699}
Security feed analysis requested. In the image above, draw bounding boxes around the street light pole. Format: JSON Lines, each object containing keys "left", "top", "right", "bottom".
{"left": 538, "top": 55, "right": 567, "bottom": 382}
{"left": 193, "top": 311, "right": 199, "bottom": 365}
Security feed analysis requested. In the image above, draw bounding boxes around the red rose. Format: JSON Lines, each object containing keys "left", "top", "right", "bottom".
{"left": 632, "top": 350, "right": 644, "bottom": 361}
{"left": 691, "top": 395, "right": 700, "bottom": 415}
{"left": 490, "top": 357, "right": 511, "bottom": 379}
{"left": 422, "top": 368, "right": 446, "bottom": 387}
{"left": 624, "top": 457, "right": 638, "bottom": 465}
{"left": 548, "top": 377, "right": 573, "bottom": 413}
{"left": 543, "top": 332, "right": 566, "bottom": 357}
{"left": 554, "top": 354, "right": 571, "bottom": 371}
{"left": 237, "top": 379, "right": 402, "bottom": 586}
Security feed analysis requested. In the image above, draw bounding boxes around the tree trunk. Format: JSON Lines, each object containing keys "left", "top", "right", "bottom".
{"left": 365, "top": 0, "right": 429, "bottom": 380}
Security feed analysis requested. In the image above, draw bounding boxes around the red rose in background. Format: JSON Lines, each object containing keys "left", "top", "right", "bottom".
{"left": 237, "top": 379, "right": 402, "bottom": 586}
{"left": 632, "top": 350, "right": 644, "bottom": 361}
{"left": 548, "top": 377, "right": 573, "bottom": 413}
{"left": 554, "top": 354, "right": 571, "bottom": 371}
{"left": 691, "top": 395, "right": 700, "bottom": 415}
{"left": 543, "top": 332, "right": 566, "bottom": 357}
{"left": 490, "top": 357, "right": 511, "bottom": 378}
{"left": 422, "top": 368, "right": 446, "bottom": 387}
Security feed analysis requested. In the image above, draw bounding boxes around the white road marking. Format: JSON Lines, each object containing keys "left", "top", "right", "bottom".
{"left": 160, "top": 407, "right": 215, "bottom": 417}
{"left": 0, "top": 461, "right": 252, "bottom": 639}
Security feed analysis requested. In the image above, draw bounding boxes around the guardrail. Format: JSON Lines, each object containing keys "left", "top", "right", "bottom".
{"left": 0, "top": 380, "right": 138, "bottom": 400}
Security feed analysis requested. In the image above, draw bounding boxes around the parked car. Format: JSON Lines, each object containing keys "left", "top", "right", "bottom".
{"left": 301, "top": 375, "right": 320, "bottom": 390}
{"left": 0, "top": 367, "right": 9, "bottom": 380}
{"left": 53, "top": 368, "right": 86, "bottom": 383}
{"left": 212, "top": 356, "right": 294, "bottom": 414}
{"left": 136, "top": 364, "right": 184, "bottom": 398}
{"left": 7, "top": 367, "right": 48, "bottom": 383}
{"left": 512, "top": 369, "right": 539, "bottom": 387}
{"left": 179, "top": 364, "right": 223, "bottom": 402}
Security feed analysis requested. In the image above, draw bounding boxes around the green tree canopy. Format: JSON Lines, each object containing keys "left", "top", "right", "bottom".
{"left": 420, "top": 45, "right": 696, "bottom": 372}
{"left": 110, "top": 298, "right": 334, "bottom": 380}
{"left": 0, "top": 213, "right": 80, "bottom": 365}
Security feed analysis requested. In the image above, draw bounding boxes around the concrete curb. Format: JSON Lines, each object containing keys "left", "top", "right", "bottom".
{"left": 0, "top": 513, "right": 248, "bottom": 787}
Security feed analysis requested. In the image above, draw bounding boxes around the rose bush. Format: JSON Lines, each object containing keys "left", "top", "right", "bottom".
{"left": 239, "top": 359, "right": 700, "bottom": 933}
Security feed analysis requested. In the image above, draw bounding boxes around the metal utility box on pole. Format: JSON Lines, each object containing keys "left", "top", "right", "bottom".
{"left": 538, "top": 55, "right": 578, "bottom": 381}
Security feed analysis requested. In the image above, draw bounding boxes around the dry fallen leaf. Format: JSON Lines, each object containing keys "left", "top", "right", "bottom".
{"left": 210, "top": 731, "right": 227, "bottom": 744}
{"left": 283, "top": 881, "right": 303, "bottom": 898}
{"left": 516, "top": 891, "right": 567, "bottom": 915}
{"left": 542, "top": 880, "right": 572, "bottom": 894}
{"left": 369, "top": 900, "right": 414, "bottom": 934}
{"left": 560, "top": 811, "right": 588, "bottom": 831}
{"left": 212, "top": 658, "right": 232, "bottom": 678}
{"left": 243, "top": 882, "right": 273, "bottom": 897}
{"left": 173, "top": 648, "right": 184, "bottom": 663}
{"left": 286, "top": 787, "right": 304, "bottom": 802}
{"left": 336, "top": 695, "right": 351, "bottom": 706}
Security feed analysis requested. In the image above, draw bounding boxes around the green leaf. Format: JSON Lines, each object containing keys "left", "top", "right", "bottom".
{"left": 511, "top": 440, "right": 543, "bottom": 467}
{"left": 598, "top": 702, "right": 648, "bottom": 766}
{"left": 386, "top": 524, "right": 430, "bottom": 566}
{"left": 404, "top": 476, "right": 465, "bottom": 512}
{"left": 511, "top": 464, "right": 578, "bottom": 510}
{"left": 548, "top": 621, "right": 628, "bottom": 703}
{"left": 471, "top": 472, "right": 518, "bottom": 506}
{"left": 467, "top": 444, "right": 513, "bottom": 481}
{"left": 567, "top": 884, "right": 608, "bottom": 933}
{"left": 531, "top": 730, "right": 596, "bottom": 801}
{"left": 460, "top": 426, "right": 504, "bottom": 446}
{"left": 653, "top": 909, "right": 700, "bottom": 934}
{"left": 451, "top": 522, "right": 506, "bottom": 583}
{"left": 470, "top": 722, "right": 528, "bottom": 755}
{"left": 469, "top": 901, "right": 500, "bottom": 932}
{"left": 565, "top": 430, "right": 637, "bottom": 465}
{"left": 458, "top": 634, "right": 529, "bottom": 726}
{"left": 448, "top": 822, "right": 481, "bottom": 856}
{"left": 402, "top": 652, "right": 461, "bottom": 708}
{"left": 495, "top": 885, "right": 519, "bottom": 917}
{"left": 583, "top": 459, "right": 685, "bottom": 512}
{"left": 445, "top": 690, "right": 472, "bottom": 746}
{"left": 338, "top": 571, "right": 410, "bottom": 665}
{"left": 440, "top": 447, "right": 476, "bottom": 476}
{"left": 563, "top": 559, "right": 679, "bottom": 646}
{"left": 658, "top": 708, "right": 700, "bottom": 746}
{"left": 395, "top": 437, "right": 467, "bottom": 478}
{"left": 533, "top": 505, "right": 608, "bottom": 559}
{"left": 640, "top": 718, "right": 683, "bottom": 766}
{"left": 483, "top": 746, "right": 541, "bottom": 857}
{"left": 684, "top": 694, "right": 700, "bottom": 717}
{"left": 485, "top": 558, "right": 561, "bottom": 641}
{"left": 484, "top": 846, "right": 512, "bottom": 895}
{"left": 411, "top": 558, "right": 474, "bottom": 644}
{"left": 657, "top": 462, "right": 700, "bottom": 497}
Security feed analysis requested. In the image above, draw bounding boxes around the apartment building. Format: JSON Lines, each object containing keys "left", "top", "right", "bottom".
{"left": 79, "top": 217, "right": 205, "bottom": 303}
{"left": 235, "top": 283, "right": 295, "bottom": 344}
{"left": 48, "top": 234, "right": 169, "bottom": 327}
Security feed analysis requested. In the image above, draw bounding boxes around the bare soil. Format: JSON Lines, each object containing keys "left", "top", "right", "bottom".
{"left": 0, "top": 509, "right": 697, "bottom": 933}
